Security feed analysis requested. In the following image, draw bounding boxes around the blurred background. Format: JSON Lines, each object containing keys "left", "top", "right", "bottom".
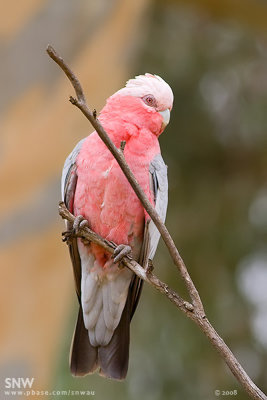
{"left": 1, "top": 0, "right": 267, "bottom": 399}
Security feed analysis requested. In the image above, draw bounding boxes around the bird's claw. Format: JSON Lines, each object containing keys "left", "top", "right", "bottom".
{"left": 73, "top": 215, "right": 90, "bottom": 245}
{"left": 73, "top": 215, "right": 89, "bottom": 233}
{"left": 62, "top": 215, "right": 90, "bottom": 246}
{"left": 62, "top": 230, "right": 75, "bottom": 245}
{"left": 113, "top": 244, "right": 132, "bottom": 264}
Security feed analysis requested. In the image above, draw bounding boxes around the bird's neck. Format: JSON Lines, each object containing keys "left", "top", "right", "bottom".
{"left": 99, "top": 95, "right": 163, "bottom": 144}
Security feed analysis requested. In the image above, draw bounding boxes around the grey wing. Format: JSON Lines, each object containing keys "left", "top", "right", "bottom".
{"left": 63, "top": 138, "right": 99, "bottom": 376}
{"left": 129, "top": 153, "right": 168, "bottom": 318}
{"left": 62, "top": 138, "right": 85, "bottom": 300}
{"left": 146, "top": 153, "right": 168, "bottom": 261}
{"left": 61, "top": 138, "right": 86, "bottom": 201}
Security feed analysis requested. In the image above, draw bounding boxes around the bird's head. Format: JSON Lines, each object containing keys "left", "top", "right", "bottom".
{"left": 100, "top": 73, "right": 174, "bottom": 137}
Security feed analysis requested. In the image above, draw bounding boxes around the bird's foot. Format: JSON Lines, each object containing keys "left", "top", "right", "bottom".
{"left": 62, "top": 215, "right": 90, "bottom": 246}
{"left": 74, "top": 215, "right": 91, "bottom": 245}
{"left": 73, "top": 215, "right": 89, "bottom": 232}
{"left": 113, "top": 244, "right": 132, "bottom": 264}
{"left": 62, "top": 230, "right": 74, "bottom": 245}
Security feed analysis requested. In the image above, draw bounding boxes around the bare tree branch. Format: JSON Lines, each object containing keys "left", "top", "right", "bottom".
{"left": 47, "top": 45, "right": 267, "bottom": 400}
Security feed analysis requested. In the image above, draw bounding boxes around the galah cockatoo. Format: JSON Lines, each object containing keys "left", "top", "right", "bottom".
{"left": 61, "top": 73, "right": 173, "bottom": 380}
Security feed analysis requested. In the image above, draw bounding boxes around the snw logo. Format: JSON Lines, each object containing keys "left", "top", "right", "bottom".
{"left": 5, "top": 378, "right": 34, "bottom": 389}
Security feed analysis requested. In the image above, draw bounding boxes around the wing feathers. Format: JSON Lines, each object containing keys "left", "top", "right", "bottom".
{"left": 126, "top": 154, "right": 168, "bottom": 321}
{"left": 70, "top": 307, "right": 98, "bottom": 376}
{"left": 61, "top": 138, "right": 85, "bottom": 200}
{"left": 147, "top": 154, "right": 168, "bottom": 261}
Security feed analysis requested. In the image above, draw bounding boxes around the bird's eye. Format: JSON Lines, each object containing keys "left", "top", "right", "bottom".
{"left": 142, "top": 94, "right": 157, "bottom": 108}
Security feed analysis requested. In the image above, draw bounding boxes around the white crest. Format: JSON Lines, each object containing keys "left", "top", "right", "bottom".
{"left": 113, "top": 73, "right": 174, "bottom": 111}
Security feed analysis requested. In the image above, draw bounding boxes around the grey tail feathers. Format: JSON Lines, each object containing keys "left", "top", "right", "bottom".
{"left": 70, "top": 298, "right": 130, "bottom": 380}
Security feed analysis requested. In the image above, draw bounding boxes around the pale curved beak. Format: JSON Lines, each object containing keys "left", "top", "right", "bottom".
{"left": 159, "top": 108, "right": 170, "bottom": 127}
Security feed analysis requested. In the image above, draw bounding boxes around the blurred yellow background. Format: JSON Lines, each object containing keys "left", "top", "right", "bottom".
{"left": 1, "top": 1, "right": 267, "bottom": 399}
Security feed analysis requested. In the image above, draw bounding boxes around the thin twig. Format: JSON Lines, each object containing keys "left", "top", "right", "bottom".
{"left": 47, "top": 45, "right": 86, "bottom": 103}
{"left": 47, "top": 45, "right": 267, "bottom": 400}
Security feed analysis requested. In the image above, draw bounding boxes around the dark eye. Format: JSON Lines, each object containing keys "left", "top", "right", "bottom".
{"left": 142, "top": 94, "right": 157, "bottom": 108}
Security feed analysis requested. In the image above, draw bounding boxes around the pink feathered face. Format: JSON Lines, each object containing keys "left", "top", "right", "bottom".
{"left": 104, "top": 73, "right": 174, "bottom": 136}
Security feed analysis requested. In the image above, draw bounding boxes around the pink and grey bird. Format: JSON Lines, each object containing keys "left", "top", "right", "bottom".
{"left": 61, "top": 73, "right": 173, "bottom": 379}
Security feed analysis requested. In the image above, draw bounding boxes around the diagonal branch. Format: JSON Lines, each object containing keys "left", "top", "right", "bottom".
{"left": 47, "top": 45, "right": 267, "bottom": 400}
